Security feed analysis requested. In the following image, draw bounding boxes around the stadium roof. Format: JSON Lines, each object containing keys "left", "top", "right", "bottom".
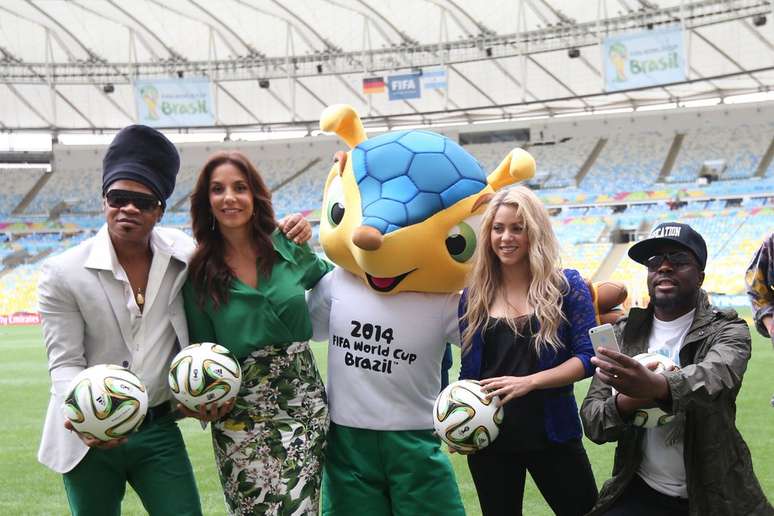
{"left": 0, "top": 0, "right": 771, "bottom": 133}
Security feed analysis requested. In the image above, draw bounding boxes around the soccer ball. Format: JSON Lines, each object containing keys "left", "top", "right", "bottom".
{"left": 168, "top": 342, "right": 242, "bottom": 412}
{"left": 433, "top": 379, "right": 504, "bottom": 453}
{"left": 614, "top": 352, "right": 679, "bottom": 428}
{"left": 63, "top": 364, "right": 148, "bottom": 441}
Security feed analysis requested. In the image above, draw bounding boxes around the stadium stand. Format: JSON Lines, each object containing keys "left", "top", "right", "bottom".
{"left": 21, "top": 142, "right": 334, "bottom": 217}
{"left": 0, "top": 264, "right": 40, "bottom": 314}
{"left": 668, "top": 123, "right": 774, "bottom": 183}
{"left": 581, "top": 131, "right": 671, "bottom": 193}
{"left": 59, "top": 214, "right": 105, "bottom": 230}
{"left": 271, "top": 157, "right": 329, "bottom": 219}
{"left": 552, "top": 216, "right": 606, "bottom": 244}
{"left": 526, "top": 136, "right": 597, "bottom": 189}
{"left": 461, "top": 141, "right": 524, "bottom": 174}
{"left": 24, "top": 146, "right": 106, "bottom": 214}
{"left": 2, "top": 104, "right": 773, "bottom": 315}
{"left": 0, "top": 167, "right": 46, "bottom": 216}
{"left": 561, "top": 243, "right": 612, "bottom": 279}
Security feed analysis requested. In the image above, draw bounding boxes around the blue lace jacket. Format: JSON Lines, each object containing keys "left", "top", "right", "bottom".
{"left": 459, "top": 268, "right": 597, "bottom": 443}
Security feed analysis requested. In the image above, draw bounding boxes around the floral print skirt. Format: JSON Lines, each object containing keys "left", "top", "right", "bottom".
{"left": 212, "top": 342, "right": 329, "bottom": 515}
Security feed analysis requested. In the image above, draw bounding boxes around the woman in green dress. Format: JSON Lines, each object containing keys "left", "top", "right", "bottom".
{"left": 182, "top": 150, "right": 332, "bottom": 515}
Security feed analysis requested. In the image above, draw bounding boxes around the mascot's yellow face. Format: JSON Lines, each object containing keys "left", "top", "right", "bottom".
{"left": 319, "top": 104, "right": 535, "bottom": 294}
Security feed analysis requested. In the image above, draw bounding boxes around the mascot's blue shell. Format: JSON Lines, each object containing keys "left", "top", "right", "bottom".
{"left": 351, "top": 130, "right": 487, "bottom": 234}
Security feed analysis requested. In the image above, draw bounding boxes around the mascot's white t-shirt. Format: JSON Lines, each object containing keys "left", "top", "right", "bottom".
{"left": 307, "top": 267, "right": 460, "bottom": 430}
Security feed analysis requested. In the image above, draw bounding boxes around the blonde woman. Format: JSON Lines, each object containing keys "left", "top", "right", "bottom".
{"left": 459, "top": 186, "right": 598, "bottom": 516}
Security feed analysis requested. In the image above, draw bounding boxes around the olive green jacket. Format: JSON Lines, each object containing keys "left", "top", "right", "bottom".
{"left": 580, "top": 291, "right": 773, "bottom": 516}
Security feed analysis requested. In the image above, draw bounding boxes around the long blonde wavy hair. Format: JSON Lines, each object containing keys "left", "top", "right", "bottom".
{"left": 461, "top": 186, "right": 568, "bottom": 354}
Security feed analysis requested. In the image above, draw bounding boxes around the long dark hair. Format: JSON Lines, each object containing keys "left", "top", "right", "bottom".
{"left": 188, "top": 151, "right": 277, "bottom": 310}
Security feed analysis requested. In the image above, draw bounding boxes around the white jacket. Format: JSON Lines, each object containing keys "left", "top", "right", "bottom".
{"left": 37, "top": 225, "right": 194, "bottom": 473}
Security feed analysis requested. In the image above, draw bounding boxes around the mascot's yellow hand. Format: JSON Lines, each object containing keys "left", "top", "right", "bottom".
{"left": 487, "top": 149, "right": 536, "bottom": 191}
{"left": 319, "top": 104, "right": 367, "bottom": 149}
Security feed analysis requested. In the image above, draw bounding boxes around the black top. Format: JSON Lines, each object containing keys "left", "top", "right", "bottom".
{"left": 480, "top": 316, "right": 548, "bottom": 452}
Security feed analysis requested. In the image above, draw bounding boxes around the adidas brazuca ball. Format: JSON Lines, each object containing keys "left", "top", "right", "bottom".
{"left": 613, "top": 352, "right": 679, "bottom": 428}
{"left": 433, "top": 379, "right": 504, "bottom": 453}
{"left": 63, "top": 364, "right": 148, "bottom": 441}
{"left": 168, "top": 342, "right": 242, "bottom": 412}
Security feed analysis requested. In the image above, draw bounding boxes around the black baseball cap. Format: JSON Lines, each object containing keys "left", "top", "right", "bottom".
{"left": 628, "top": 222, "right": 707, "bottom": 271}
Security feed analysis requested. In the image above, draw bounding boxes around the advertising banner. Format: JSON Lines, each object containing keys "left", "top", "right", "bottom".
{"left": 134, "top": 78, "right": 215, "bottom": 127}
{"left": 387, "top": 73, "right": 422, "bottom": 101}
{"left": 603, "top": 27, "right": 685, "bottom": 92}
{"left": 0, "top": 312, "right": 41, "bottom": 326}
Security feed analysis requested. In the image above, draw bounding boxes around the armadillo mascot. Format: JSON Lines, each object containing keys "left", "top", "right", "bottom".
{"left": 308, "top": 105, "right": 625, "bottom": 515}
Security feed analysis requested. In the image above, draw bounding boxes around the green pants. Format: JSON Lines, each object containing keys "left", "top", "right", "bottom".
{"left": 322, "top": 423, "right": 465, "bottom": 516}
{"left": 62, "top": 413, "right": 202, "bottom": 516}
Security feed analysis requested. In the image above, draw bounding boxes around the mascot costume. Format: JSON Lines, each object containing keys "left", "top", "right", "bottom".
{"left": 308, "top": 104, "right": 625, "bottom": 515}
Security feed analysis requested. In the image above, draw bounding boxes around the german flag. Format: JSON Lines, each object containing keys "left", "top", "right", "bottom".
{"left": 363, "top": 76, "right": 385, "bottom": 95}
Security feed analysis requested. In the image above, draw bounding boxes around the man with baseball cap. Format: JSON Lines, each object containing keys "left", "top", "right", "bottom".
{"left": 581, "top": 222, "right": 772, "bottom": 515}
{"left": 37, "top": 125, "right": 311, "bottom": 515}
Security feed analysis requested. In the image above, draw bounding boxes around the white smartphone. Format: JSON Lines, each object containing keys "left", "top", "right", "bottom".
{"left": 588, "top": 323, "right": 620, "bottom": 354}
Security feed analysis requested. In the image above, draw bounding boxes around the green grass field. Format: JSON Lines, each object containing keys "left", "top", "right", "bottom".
{"left": 2, "top": 314, "right": 772, "bottom": 515}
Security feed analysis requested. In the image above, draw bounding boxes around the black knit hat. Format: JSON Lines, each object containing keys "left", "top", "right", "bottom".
{"left": 628, "top": 222, "right": 708, "bottom": 271}
{"left": 102, "top": 125, "right": 179, "bottom": 209}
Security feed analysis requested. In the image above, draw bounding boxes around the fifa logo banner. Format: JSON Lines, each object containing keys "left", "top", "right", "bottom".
{"left": 603, "top": 27, "right": 685, "bottom": 92}
{"left": 387, "top": 73, "right": 422, "bottom": 101}
{"left": 134, "top": 78, "right": 215, "bottom": 127}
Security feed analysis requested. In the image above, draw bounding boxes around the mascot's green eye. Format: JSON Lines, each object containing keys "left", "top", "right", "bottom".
{"left": 446, "top": 221, "right": 477, "bottom": 263}
{"left": 325, "top": 176, "right": 345, "bottom": 227}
